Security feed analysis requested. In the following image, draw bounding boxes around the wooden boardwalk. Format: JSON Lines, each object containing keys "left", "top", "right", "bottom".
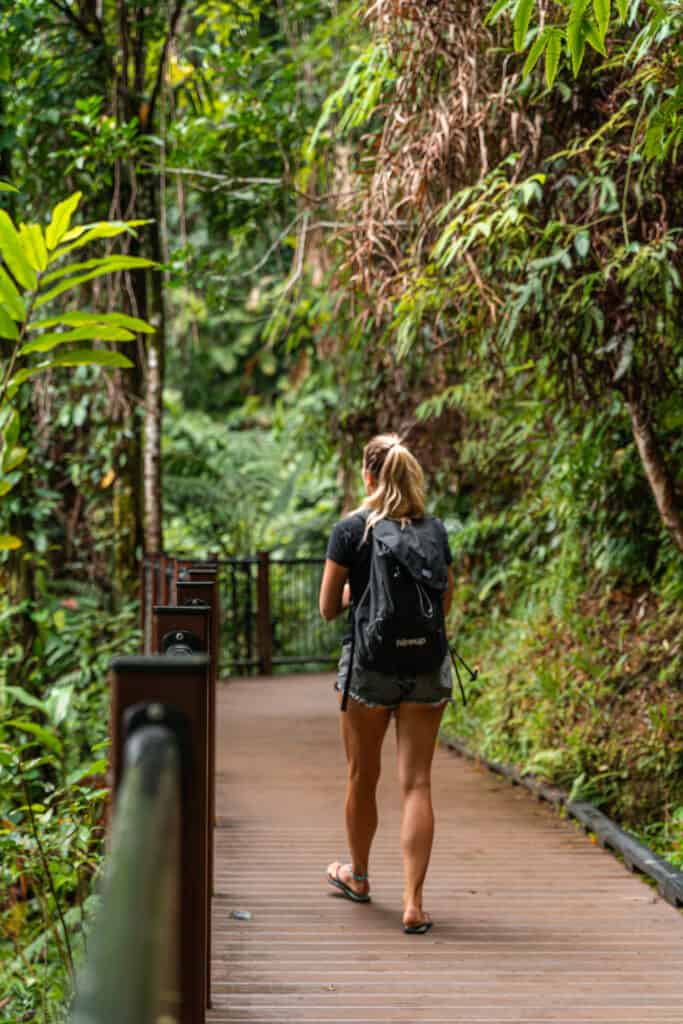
{"left": 209, "top": 674, "right": 683, "bottom": 1024}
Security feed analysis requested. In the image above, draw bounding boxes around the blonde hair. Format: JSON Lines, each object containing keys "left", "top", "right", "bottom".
{"left": 358, "top": 433, "right": 425, "bottom": 537}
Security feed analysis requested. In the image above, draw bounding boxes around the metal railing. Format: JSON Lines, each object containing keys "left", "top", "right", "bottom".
{"left": 218, "top": 552, "right": 345, "bottom": 675}
{"left": 141, "top": 550, "right": 346, "bottom": 676}
{"left": 70, "top": 707, "right": 183, "bottom": 1024}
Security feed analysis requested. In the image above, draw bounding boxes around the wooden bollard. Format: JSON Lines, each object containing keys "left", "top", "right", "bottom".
{"left": 152, "top": 604, "right": 211, "bottom": 659}
{"left": 110, "top": 654, "right": 210, "bottom": 1024}
{"left": 151, "top": 602, "right": 212, "bottom": 1007}
{"left": 175, "top": 578, "right": 219, "bottom": 1010}
{"left": 140, "top": 554, "right": 161, "bottom": 654}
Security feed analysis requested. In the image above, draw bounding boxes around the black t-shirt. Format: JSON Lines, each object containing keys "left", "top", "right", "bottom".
{"left": 325, "top": 511, "right": 453, "bottom": 604}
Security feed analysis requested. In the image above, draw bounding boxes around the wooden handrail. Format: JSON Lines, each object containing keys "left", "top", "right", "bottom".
{"left": 70, "top": 711, "right": 183, "bottom": 1024}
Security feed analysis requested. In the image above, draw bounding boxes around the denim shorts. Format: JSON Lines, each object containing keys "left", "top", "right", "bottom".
{"left": 334, "top": 640, "right": 453, "bottom": 710}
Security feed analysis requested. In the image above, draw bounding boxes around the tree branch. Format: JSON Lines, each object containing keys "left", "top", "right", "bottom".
{"left": 45, "top": 0, "right": 100, "bottom": 42}
{"left": 159, "top": 166, "right": 282, "bottom": 186}
{"left": 117, "top": 0, "right": 130, "bottom": 102}
{"left": 147, "top": 0, "right": 187, "bottom": 127}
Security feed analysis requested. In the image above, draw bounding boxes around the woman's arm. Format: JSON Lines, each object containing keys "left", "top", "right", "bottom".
{"left": 319, "top": 559, "right": 349, "bottom": 621}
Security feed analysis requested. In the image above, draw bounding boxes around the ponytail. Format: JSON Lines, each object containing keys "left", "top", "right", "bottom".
{"left": 356, "top": 434, "right": 425, "bottom": 539}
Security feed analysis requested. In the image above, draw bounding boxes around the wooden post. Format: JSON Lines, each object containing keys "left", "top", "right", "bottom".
{"left": 152, "top": 605, "right": 210, "bottom": 658}
{"left": 152, "top": 554, "right": 161, "bottom": 607}
{"left": 110, "top": 654, "right": 210, "bottom": 1024}
{"left": 187, "top": 569, "right": 220, "bottom": 675}
{"left": 159, "top": 554, "right": 169, "bottom": 605}
{"left": 176, "top": 577, "right": 218, "bottom": 1010}
{"left": 256, "top": 550, "right": 273, "bottom": 676}
{"left": 176, "top": 579, "right": 213, "bottom": 607}
{"left": 166, "top": 557, "right": 176, "bottom": 605}
{"left": 139, "top": 557, "right": 148, "bottom": 653}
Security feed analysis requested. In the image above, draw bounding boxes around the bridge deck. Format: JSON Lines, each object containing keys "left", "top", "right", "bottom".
{"left": 209, "top": 674, "right": 683, "bottom": 1023}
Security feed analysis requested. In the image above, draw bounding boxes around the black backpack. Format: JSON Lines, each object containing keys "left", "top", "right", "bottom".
{"left": 345, "top": 515, "right": 449, "bottom": 687}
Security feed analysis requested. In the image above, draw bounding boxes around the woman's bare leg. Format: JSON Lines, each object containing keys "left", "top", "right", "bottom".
{"left": 395, "top": 702, "right": 446, "bottom": 928}
{"left": 328, "top": 697, "right": 392, "bottom": 897}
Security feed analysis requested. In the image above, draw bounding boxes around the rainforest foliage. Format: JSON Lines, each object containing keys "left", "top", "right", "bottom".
{"left": 1, "top": 0, "right": 682, "bottom": 1018}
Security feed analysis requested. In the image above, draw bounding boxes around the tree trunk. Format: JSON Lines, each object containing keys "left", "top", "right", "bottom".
{"left": 112, "top": 429, "right": 143, "bottom": 593}
{"left": 141, "top": 173, "right": 165, "bottom": 555}
{"left": 143, "top": 307, "right": 164, "bottom": 554}
{"left": 114, "top": 163, "right": 164, "bottom": 566}
{"left": 111, "top": 162, "right": 145, "bottom": 591}
{"left": 625, "top": 388, "right": 683, "bottom": 554}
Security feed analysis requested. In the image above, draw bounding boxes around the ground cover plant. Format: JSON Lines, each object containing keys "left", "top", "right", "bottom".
{"left": 444, "top": 583, "right": 683, "bottom": 866}
{"left": 0, "top": 592, "right": 139, "bottom": 1022}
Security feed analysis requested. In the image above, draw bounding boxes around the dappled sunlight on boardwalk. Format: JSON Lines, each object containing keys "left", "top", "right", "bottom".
{"left": 209, "top": 675, "right": 683, "bottom": 1024}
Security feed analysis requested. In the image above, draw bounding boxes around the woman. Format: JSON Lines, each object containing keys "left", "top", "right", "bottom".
{"left": 319, "top": 433, "right": 454, "bottom": 934}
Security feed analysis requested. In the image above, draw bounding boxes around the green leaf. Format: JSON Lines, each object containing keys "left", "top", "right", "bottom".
{"left": 7, "top": 349, "right": 133, "bottom": 398}
{"left": 484, "top": 0, "right": 514, "bottom": 25}
{"left": 19, "top": 223, "right": 48, "bottom": 273}
{"left": 6, "top": 719, "right": 63, "bottom": 754}
{"left": 28, "top": 311, "right": 155, "bottom": 334}
{"left": 67, "top": 758, "right": 109, "bottom": 786}
{"left": 6, "top": 367, "right": 36, "bottom": 398}
{"left": 0, "top": 479, "right": 15, "bottom": 496}
{"left": 46, "top": 684, "right": 74, "bottom": 727}
{"left": 514, "top": 0, "right": 535, "bottom": 51}
{"left": 570, "top": 31, "right": 586, "bottom": 74}
{"left": 523, "top": 28, "right": 549, "bottom": 78}
{"left": 567, "top": 0, "right": 590, "bottom": 74}
{"left": 0, "top": 210, "right": 37, "bottom": 290}
{"left": 3, "top": 446, "right": 27, "bottom": 472}
{"left": 41, "top": 254, "right": 151, "bottom": 286}
{"left": 616, "top": 0, "right": 628, "bottom": 18}
{"left": 20, "top": 325, "right": 135, "bottom": 355}
{"left": 0, "top": 534, "right": 22, "bottom": 550}
{"left": 47, "top": 349, "right": 135, "bottom": 369}
{"left": 593, "top": 0, "right": 610, "bottom": 35}
{"left": 585, "top": 19, "right": 608, "bottom": 55}
{"left": 45, "top": 192, "right": 82, "bottom": 251}
{"left": 0, "top": 305, "right": 19, "bottom": 340}
{"left": 35, "top": 257, "right": 156, "bottom": 308}
{"left": 0, "top": 266, "right": 26, "bottom": 321}
{"left": 60, "top": 218, "right": 149, "bottom": 244}
{"left": 50, "top": 219, "right": 150, "bottom": 262}
{"left": 2, "top": 406, "right": 20, "bottom": 447}
{"left": 574, "top": 230, "right": 591, "bottom": 258}
{"left": 0, "top": 181, "right": 18, "bottom": 193}
{"left": 3, "top": 686, "right": 48, "bottom": 713}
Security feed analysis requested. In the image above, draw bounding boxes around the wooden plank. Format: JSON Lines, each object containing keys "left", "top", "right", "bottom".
{"left": 443, "top": 737, "right": 683, "bottom": 907}
{"left": 209, "top": 674, "right": 683, "bottom": 1024}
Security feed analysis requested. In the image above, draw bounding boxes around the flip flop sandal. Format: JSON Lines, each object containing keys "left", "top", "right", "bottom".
{"left": 327, "top": 863, "right": 371, "bottom": 903}
{"left": 403, "top": 918, "right": 433, "bottom": 935}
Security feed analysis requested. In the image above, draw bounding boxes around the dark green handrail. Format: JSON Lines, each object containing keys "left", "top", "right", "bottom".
{"left": 70, "top": 717, "right": 182, "bottom": 1024}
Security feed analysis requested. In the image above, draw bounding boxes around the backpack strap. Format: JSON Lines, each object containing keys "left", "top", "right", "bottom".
{"left": 448, "top": 645, "right": 478, "bottom": 706}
